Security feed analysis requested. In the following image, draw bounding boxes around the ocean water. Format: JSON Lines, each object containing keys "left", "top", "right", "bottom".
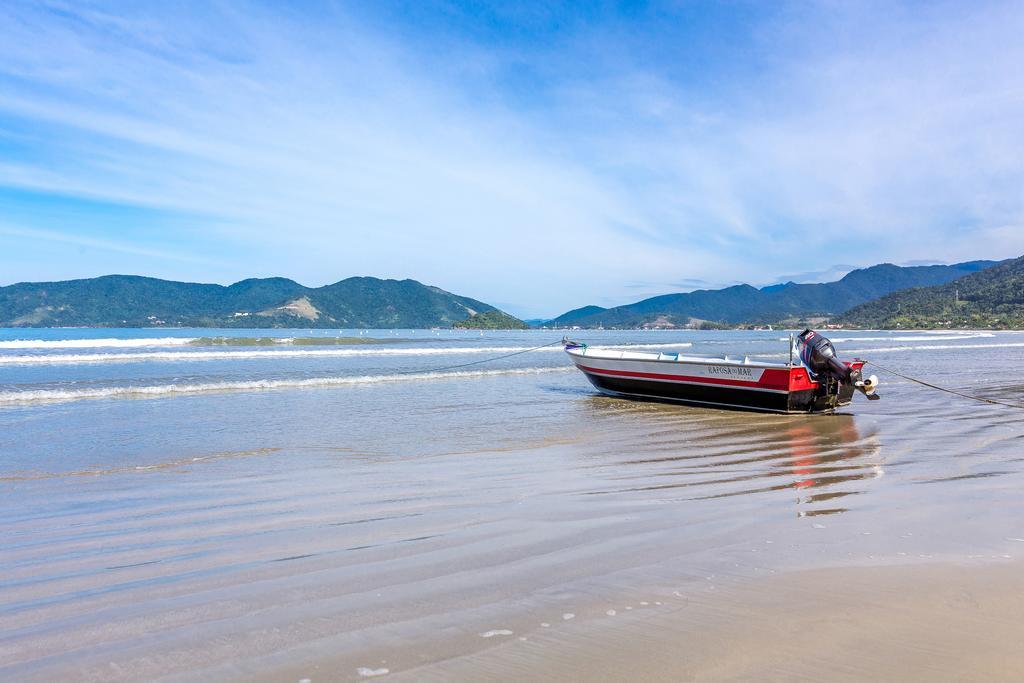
{"left": 2, "top": 328, "right": 1024, "bottom": 681}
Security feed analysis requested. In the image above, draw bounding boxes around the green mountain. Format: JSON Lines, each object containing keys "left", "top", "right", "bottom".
{"left": 838, "top": 255, "right": 1024, "bottom": 329}
{"left": 546, "top": 261, "right": 998, "bottom": 328}
{"left": 0, "top": 275, "right": 527, "bottom": 329}
{"left": 453, "top": 310, "right": 529, "bottom": 330}
{"left": 552, "top": 305, "right": 607, "bottom": 322}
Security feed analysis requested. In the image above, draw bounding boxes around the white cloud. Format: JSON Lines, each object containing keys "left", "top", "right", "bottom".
{"left": 0, "top": 223, "right": 219, "bottom": 265}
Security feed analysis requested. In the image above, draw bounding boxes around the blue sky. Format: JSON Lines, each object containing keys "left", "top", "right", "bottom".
{"left": 1, "top": 1, "right": 1022, "bottom": 318}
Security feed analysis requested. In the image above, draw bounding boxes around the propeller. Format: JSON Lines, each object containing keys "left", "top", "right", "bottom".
{"left": 854, "top": 373, "right": 881, "bottom": 400}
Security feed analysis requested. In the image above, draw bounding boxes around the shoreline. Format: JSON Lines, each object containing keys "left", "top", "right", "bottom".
{"left": 323, "top": 559, "right": 1024, "bottom": 683}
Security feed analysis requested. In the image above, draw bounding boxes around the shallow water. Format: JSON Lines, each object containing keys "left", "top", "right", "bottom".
{"left": 2, "top": 328, "right": 1024, "bottom": 681}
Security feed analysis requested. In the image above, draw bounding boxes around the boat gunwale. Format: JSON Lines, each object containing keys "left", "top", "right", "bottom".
{"left": 565, "top": 345, "right": 795, "bottom": 370}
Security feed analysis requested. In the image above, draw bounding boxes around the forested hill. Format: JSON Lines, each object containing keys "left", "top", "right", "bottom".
{"left": 546, "top": 260, "right": 998, "bottom": 328}
{"left": 0, "top": 275, "right": 527, "bottom": 329}
{"left": 838, "top": 255, "right": 1024, "bottom": 329}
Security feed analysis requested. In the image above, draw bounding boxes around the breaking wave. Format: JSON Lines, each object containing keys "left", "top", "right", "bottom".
{"left": 829, "top": 333, "right": 995, "bottom": 343}
{"left": 0, "top": 337, "right": 195, "bottom": 349}
{"left": 779, "top": 333, "right": 995, "bottom": 343}
{"left": 0, "top": 342, "right": 691, "bottom": 365}
{"left": 744, "top": 341, "right": 1024, "bottom": 361}
{"left": 0, "top": 366, "right": 574, "bottom": 405}
{"left": 845, "top": 342, "right": 1024, "bottom": 354}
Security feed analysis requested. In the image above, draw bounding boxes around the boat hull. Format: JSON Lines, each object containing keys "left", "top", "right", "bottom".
{"left": 579, "top": 369, "right": 819, "bottom": 413}
{"left": 567, "top": 347, "right": 858, "bottom": 414}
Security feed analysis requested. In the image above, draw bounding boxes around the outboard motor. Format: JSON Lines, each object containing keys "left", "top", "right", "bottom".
{"left": 797, "top": 329, "right": 850, "bottom": 382}
{"left": 797, "top": 329, "right": 879, "bottom": 400}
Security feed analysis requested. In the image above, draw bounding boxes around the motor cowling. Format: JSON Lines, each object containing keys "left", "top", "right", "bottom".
{"left": 796, "top": 329, "right": 852, "bottom": 382}
{"left": 796, "top": 329, "right": 880, "bottom": 400}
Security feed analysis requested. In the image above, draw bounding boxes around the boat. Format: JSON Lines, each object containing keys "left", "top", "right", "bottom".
{"left": 563, "top": 329, "right": 879, "bottom": 414}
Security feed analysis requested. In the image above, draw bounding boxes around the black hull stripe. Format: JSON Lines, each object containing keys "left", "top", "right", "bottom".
{"left": 582, "top": 371, "right": 828, "bottom": 413}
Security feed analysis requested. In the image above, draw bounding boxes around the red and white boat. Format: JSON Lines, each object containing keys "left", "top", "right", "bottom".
{"left": 564, "top": 329, "right": 879, "bottom": 414}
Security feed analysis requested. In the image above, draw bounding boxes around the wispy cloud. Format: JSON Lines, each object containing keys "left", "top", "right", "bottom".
{"left": 0, "top": 223, "right": 220, "bottom": 265}
{"left": 1, "top": 1, "right": 1022, "bottom": 316}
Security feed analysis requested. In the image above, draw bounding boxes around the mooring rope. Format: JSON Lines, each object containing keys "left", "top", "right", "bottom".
{"left": 398, "top": 338, "right": 565, "bottom": 376}
{"left": 864, "top": 359, "right": 1024, "bottom": 410}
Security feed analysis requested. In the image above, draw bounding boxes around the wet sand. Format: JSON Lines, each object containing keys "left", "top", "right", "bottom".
{"left": 380, "top": 562, "right": 1024, "bottom": 682}
{"left": 3, "top": 329, "right": 1024, "bottom": 681}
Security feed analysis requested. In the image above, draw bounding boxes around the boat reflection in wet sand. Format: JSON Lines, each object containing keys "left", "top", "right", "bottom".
{"left": 564, "top": 329, "right": 880, "bottom": 414}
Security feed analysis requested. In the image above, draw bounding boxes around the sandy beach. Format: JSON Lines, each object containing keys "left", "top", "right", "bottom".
{"left": 3, "top": 329, "right": 1024, "bottom": 681}
{"left": 378, "top": 562, "right": 1024, "bottom": 682}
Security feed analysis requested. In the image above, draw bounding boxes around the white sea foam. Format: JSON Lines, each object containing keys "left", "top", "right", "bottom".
{"left": 845, "top": 342, "right": 1024, "bottom": 354}
{"left": 0, "top": 366, "right": 572, "bottom": 405}
{"left": 479, "top": 629, "right": 514, "bottom": 638}
{"left": 830, "top": 333, "right": 994, "bottom": 343}
{"left": 779, "top": 333, "right": 994, "bottom": 343}
{"left": 0, "top": 337, "right": 195, "bottom": 349}
{"left": 0, "top": 343, "right": 691, "bottom": 365}
{"left": 753, "top": 341, "right": 1024, "bottom": 360}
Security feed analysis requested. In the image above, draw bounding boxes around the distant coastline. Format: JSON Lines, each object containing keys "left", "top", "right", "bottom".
{"left": 4, "top": 254, "right": 1022, "bottom": 331}
{"left": 541, "top": 260, "right": 1003, "bottom": 330}
{"left": 0, "top": 274, "right": 528, "bottom": 330}
{"left": 541, "top": 255, "right": 1024, "bottom": 331}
